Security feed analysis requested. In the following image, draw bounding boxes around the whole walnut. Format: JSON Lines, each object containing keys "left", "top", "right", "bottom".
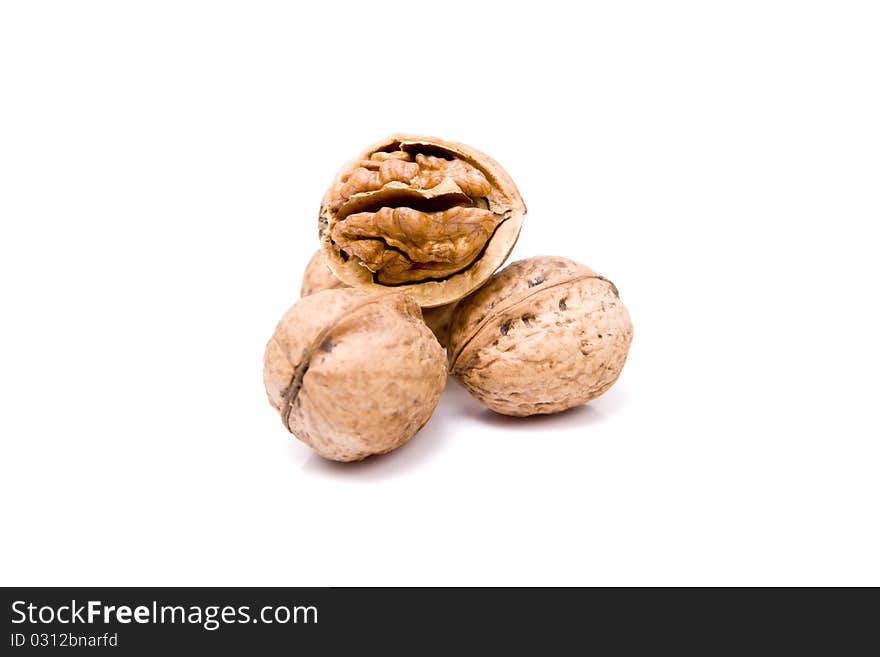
{"left": 300, "top": 249, "right": 457, "bottom": 348}
{"left": 263, "top": 288, "right": 447, "bottom": 461}
{"left": 447, "top": 256, "right": 633, "bottom": 416}
{"left": 319, "top": 134, "right": 526, "bottom": 308}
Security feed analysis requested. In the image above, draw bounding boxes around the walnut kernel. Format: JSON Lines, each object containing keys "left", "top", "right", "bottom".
{"left": 320, "top": 134, "right": 526, "bottom": 308}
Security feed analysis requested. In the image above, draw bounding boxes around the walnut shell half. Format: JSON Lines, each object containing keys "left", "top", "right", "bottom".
{"left": 264, "top": 288, "right": 447, "bottom": 461}
{"left": 447, "top": 256, "right": 633, "bottom": 417}
{"left": 320, "top": 134, "right": 526, "bottom": 308}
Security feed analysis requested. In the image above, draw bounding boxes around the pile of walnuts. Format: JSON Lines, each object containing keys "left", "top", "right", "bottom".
{"left": 264, "top": 134, "right": 633, "bottom": 462}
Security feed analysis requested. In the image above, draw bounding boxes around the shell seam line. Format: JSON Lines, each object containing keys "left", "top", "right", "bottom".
{"left": 279, "top": 294, "right": 393, "bottom": 432}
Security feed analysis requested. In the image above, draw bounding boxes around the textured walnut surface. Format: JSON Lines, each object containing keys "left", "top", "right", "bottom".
{"left": 320, "top": 135, "right": 525, "bottom": 307}
{"left": 331, "top": 205, "right": 503, "bottom": 284}
{"left": 447, "top": 256, "right": 633, "bottom": 416}
{"left": 325, "top": 150, "right": 500, "bottom": 285}
{"left": 264, "top": 288, "right": 447, "bottom": 461}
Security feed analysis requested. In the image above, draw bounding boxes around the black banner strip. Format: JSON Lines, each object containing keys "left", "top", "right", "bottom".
{"left": 1, "top": 587, "right": 875, "bottom": 653}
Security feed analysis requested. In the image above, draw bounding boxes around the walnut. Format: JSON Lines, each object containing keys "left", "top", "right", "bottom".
{"left": 300, "top": 249, "right": 346, "bottom": 297}
{"left": 447, "top": 256, "right": 633, "bottom": 416}
{"left": 421, "top": 303, "right": 456, "bottom": 350}
{"left": 263, "top": 288, "right": 447, "bottom": 461}
{"left": 319, "top": 134, "right": 526, "bottom": 308}
{"left": 299, "top": 249, "right": 458, "bottom": 348}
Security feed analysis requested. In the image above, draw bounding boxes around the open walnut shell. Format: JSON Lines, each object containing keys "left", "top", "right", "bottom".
{"left": 319, "top": 134, "right": 526, "bottom": 308}
{"left": 447, "top": 256, "right": 633, "bottom": 417}
{"left": 264, "top": 288, "right": 447, "bottom": 461}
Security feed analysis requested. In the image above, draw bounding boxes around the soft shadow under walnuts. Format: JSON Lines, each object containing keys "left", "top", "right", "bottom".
{"left": 296, "top": 381, "right": 631, "bottom": 478}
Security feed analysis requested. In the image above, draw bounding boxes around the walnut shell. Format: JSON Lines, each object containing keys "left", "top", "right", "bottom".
{"left": 421, "top": 303, "right": 456, "bottom": 350}
{"left": 319, "top": 134, "right": 526, "bottom": 308}
{"left": 300, "top": 249, "right": 346, "bottom": 297}
{"left": 447, "top": 256, "right": 633, "bottom": 416}
{"left": 264, "top": 288, "right": 447, "bottom": 461}
{"left": 299, "top": 249, "right": 457, "bottom": 349}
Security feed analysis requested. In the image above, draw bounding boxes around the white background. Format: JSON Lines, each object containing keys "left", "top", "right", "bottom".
{"left": 1, "top": 1, "right": 878, "bottom": 586}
